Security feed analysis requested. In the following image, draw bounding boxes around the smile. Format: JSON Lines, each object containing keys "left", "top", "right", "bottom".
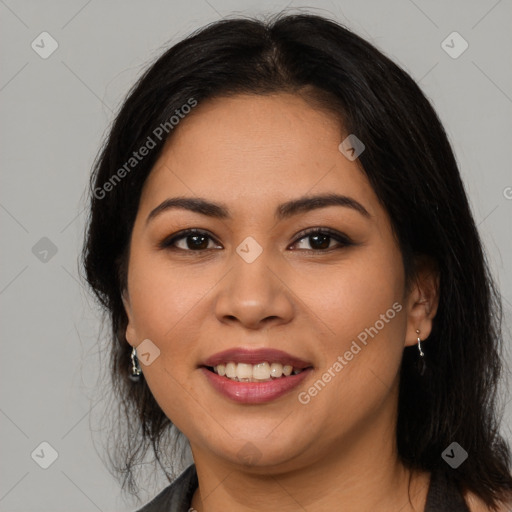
{"left": 199, "top": 347, "right": 314, "bottom": 403}
{"left": 209, "top": 361, "right": 305, "bottom": 382}
{"left": 200, "top": 365, "right": 313, "bottom": 404}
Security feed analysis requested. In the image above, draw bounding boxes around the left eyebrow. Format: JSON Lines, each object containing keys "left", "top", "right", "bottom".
{"left": 146, "top": 193, "right": 371, "bottom": 225}
{"left": 275, "top": 193, "right": 370, "bottom": 220}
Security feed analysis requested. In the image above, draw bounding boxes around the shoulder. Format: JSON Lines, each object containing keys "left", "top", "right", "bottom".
{"left": 134, "top": 464, "right": 198, "bottom": 512}
{"left": 464, "top": 491, "right": 512, "bottom": 512}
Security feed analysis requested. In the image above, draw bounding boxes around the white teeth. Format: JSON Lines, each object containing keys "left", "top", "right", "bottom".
{"left": 236, "top": 363, "right": 253, "bottom": 381}
{"left": 225, "top": 362, "right": 237, "bottom": 379}
{"left": 212, "top": 361, "right": 305, "bottom": 381}
{"left": 270, "top": 362, "right": 283, "bottom": 378}
{"left": 253, "top": 362, "right": 271, "bottom": 380}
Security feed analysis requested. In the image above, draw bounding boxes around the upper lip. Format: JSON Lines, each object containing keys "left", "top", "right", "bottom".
{"left": 201, "top": 348, "right": 313, "bottom": 369}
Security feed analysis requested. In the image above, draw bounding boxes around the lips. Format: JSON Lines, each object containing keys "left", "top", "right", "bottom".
{"left": 200, "top": 366, "right": 313, "bottom": 404}
{"left": 200, "top": 347, "right": 313, "bottom": 370}
{"left": 199, "top": 347, "right": 314, "bottom": 404}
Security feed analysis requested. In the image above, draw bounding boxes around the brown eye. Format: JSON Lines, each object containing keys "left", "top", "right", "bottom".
{"left": 290, "top": 228, "right": 353, "bottom": 252}
{"left": 160, "top": 229, "right": 221, "bottom": 251}
{"left": 181, "top": 233, "right": 210, "bottom": 250}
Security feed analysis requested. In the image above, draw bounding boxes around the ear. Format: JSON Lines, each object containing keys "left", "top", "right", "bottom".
{"left": 121, "top": 289, "right": 137, "bottom": 347}
{"left": 404, "top": 256, "right": 440, "bottom": 348}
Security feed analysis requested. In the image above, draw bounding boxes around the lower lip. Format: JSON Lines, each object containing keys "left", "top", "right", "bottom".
{"left": 200, "top": 367, "right": 313, "bottom": 404}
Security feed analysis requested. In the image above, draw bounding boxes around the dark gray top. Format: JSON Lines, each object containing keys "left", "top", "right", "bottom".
{"left": 135, "top": 464, "right": 470, "bottom": 511}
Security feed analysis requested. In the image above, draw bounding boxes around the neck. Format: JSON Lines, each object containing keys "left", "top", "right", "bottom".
{"left": 189, "top": 401, "right": 430, "bottom": 512}
{"left": 192, "top": 432, "right": 430, "bottom": 512}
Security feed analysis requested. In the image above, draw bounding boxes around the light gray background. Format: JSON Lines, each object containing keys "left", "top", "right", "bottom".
{"left": 1, "top": 1, "right": 511, "bottom": 511}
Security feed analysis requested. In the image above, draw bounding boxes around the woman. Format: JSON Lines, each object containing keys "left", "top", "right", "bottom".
{"left": 82, "top": 13, "right": 512, "bottom": 511}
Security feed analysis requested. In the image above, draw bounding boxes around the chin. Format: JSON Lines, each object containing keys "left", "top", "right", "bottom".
{"left": 205, "top": 433, "right": 311, "bottom": 473}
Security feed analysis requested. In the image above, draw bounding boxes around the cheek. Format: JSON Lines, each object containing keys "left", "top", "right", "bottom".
{"left": 305, "top": 246, "right": 405, "bottom": 343}
{"left": 297, "top": 245, "right": 407, "bottom": 405}
{"left": 126, "top": 250, "right": 208, "bottom": 427}
{"left": 127, "top": 245, "right": 212, "bottom": 340}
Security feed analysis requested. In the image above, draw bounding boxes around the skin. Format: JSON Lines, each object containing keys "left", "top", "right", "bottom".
{"left": 122, "top": 92, "right": 448, "bottom": 511}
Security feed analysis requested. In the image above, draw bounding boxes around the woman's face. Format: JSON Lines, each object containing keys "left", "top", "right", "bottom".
{"left": 122, "top": 93, "right": 425, "bottom": 472}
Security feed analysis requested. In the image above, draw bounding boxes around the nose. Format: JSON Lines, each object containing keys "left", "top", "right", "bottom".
{"left": 214, "top": 248, "right": 295, "bottom": 331}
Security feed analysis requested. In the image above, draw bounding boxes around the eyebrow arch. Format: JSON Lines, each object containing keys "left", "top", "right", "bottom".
{"left": 146, "top": 193, "right": 370, "bottom": 225}
{"left": 277, "top": 193, "right": 370, "bottom": 220}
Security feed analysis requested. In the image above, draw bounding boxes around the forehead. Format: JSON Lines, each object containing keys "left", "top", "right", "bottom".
{"left": 139, "top": 93, "right": 380, "bottom": 219}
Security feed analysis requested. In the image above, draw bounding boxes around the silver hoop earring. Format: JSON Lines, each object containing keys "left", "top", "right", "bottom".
{"left": 417, "top": 329, "right": 425, "bottom": 357}
{"left": 416, "top": 329, "right": 427, "bottom": 376}
{"left": 129, "top": 347, "right": 142, "bottom": 381}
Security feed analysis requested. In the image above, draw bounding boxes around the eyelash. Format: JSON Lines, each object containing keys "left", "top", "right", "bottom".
{"left": 158, "top": 227, "right": 354, "bottom": 253}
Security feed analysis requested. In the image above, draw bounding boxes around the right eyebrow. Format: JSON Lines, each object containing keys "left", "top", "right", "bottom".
{"left": 146, "top": 197, "right": 231, "bottom": 225}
